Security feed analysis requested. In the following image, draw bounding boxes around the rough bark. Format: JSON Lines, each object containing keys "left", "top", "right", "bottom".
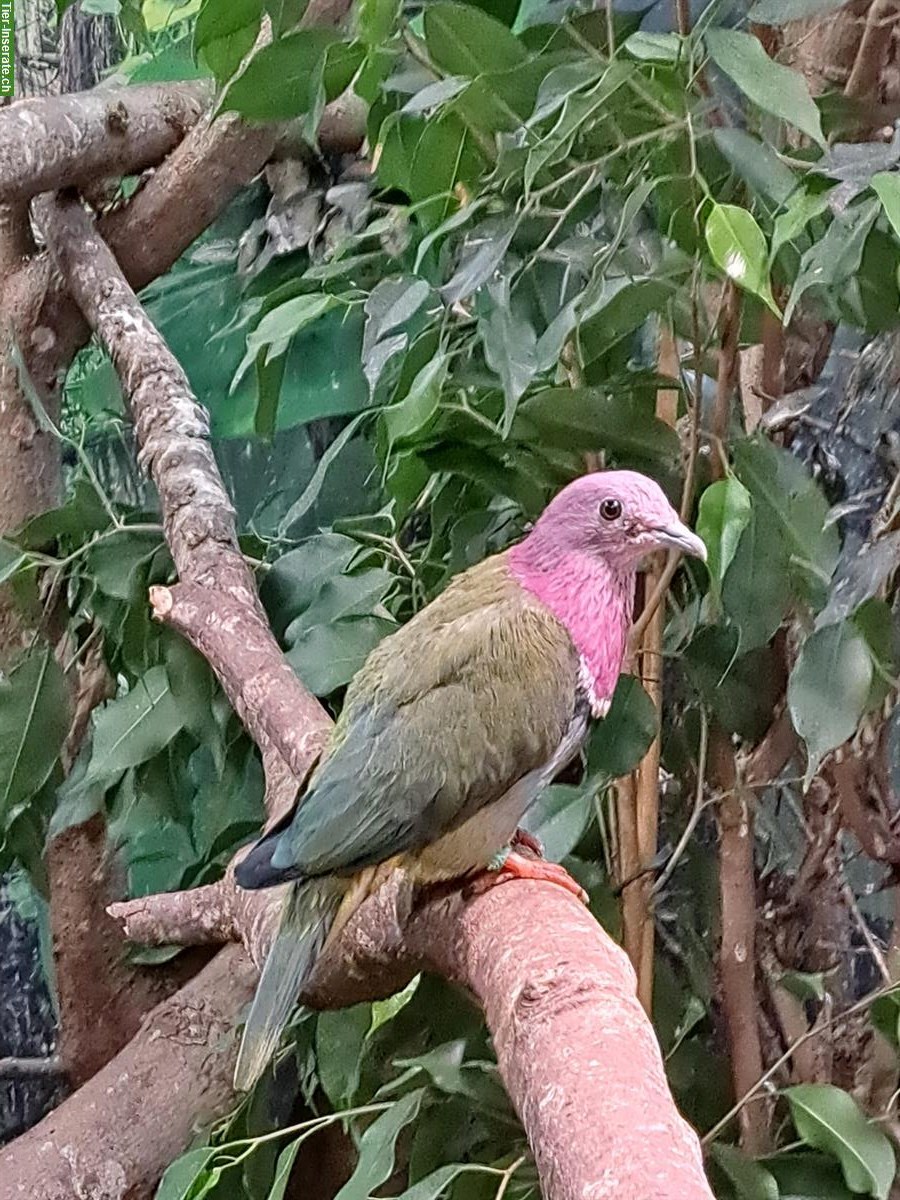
{"left": 0, "top": 83, "right": 211, "bottom": 202}
{"left": 0, "top": 946, "right": 258, "bottom": 1199}
{"left": 58, "top": 0, "right": 121, "bottom": 95}
{"left": 8, "top": 190, "right": 718, "bottom": 1200}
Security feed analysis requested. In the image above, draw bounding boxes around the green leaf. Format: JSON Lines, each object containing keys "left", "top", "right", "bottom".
{"left": 218, "top": 29, "right": 345, "bottom": 120}
{"left": 788, "top": 622, "right": 873, "bottom": 786}
{"left": 261, "top": 532, "right": 360, "bottom": 639}
{"left": 705, "top": 203, "right": 779, "bottom": 313}
{"left": 732, "top": 437, "right": 839, "bottom": 609}
{"left": 383, "top": 353, "right": 448, "bottom": 448}
{"left": 393, "top": 1164, "right": 476, "bottom": 1200}
{"left": 711, "top": 1144, "right": 779, "bottom": 1200}
{"left": 624, "top": 31, "right": 683, "bottom": 62}
{"left": 369, "top": 974, "right": 421, "bottom": 1034}
{"left": 786, "top": 1084, "right": 896, "bottom": 1199}
{"left": 154, "top": 1147, "right": 219, "bottom": 1200}
{"left": 784, "top": 199, "right": 879, "bottom": 325}
{"left": 515, "top": 388, "right": 681, "bottom": 467}
{"left": 696, "top": 476, "right": 752, "bottom": 603}
{"left": 478, "top": 278, "right": 536, "bottom": 434}
{"left": 779, "top": 970, "right": 827, "bottom": 1003}
{"left": 357, "top": 0, "right": 400, "bottom": 44}
{"left": 334, "top": 1091, "right": 426, "bottom": 1200}
{"left": 424, "top": 2, "right": 527, "bottom": 76}
{"left": 279, "top": 412, "right": 369, "bottom": 534}
{"left": 772, "top": 185, "right": 833, "bottom": 256}
{"left": 764, "top": 1151, "right": 859, "bottom": 1199}
{"left": 749, "top": 0, "right": 850, "bottom": 24}
{"left": 285, "top": 567, "right": 395, "bottom": 634}
{"left": 0, "top": 650, "right": 69, "bottom": 831}
{"left": 316, "top": 1005, "right": 371, "bottom": 1106}
{"left": 86, "top": 666, "right": 185, "bottom": 783}
{"left": 0, "top": 540, "right": 28, "bottom": 586}
{"left": 524, "top": 61, "right": 632, "bottom": 193}
{"left": 588, "top": 675, "right": 658, "bottom": 780}
{"left": 441, "top": 217, "right": 516, "bottom": 305}
{"left": 685, "top": 630, "right": 781, "bottom": 742}
{"left": 714, "top": 128, "right": 797, "bottom": 207}
{"left": 408, "top": 112, "right": 488, "bottom": 229}
{"left": 871, "top": 171, "right": 900, "bottom": 240}
{"left": 524, "top": 782, "right": 594, "bottom": 863}
{"left": 706, "top": 28, "right": 825, "bottom": 147}
{"left": 287, "top": 615, "right": 395, "bottom": 695}
{"left": 363, "top": 277, "right": 432, "bottom": 395}
{"left": 267, "top": 1139, "right": 304, "bottom": 1200}
{"left": 194, "top": 0, "right": 262, "bottom": 82}
{"left": 233, "top": 294, "right": 344, "bottom": 391}
{"left": 720, "top": 509, "right": 789, "bottom": 652}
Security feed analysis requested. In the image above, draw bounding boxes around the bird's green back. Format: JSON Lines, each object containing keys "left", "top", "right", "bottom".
{"left": 268, "top": 553, "right": 581, "bottom": 880}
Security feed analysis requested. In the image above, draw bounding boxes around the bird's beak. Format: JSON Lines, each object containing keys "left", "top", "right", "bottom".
{"left": 652, "top": 521, "right": 708, "bottom": 562}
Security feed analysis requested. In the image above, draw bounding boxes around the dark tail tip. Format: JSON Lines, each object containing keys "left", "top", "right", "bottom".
{"left": 234, "top": 832, "right": 301, "bottom": 890}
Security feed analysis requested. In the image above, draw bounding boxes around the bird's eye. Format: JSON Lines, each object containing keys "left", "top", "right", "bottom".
{"left": 599, "top": 497, "right": 622, "bottom": 522}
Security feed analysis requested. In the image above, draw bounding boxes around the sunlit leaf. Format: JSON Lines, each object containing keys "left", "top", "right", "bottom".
{"left": 695, "top": 476, "right": 752, "bottom": 603}
{"left": 705, "top": 203, "right": 779, "bottom": 313}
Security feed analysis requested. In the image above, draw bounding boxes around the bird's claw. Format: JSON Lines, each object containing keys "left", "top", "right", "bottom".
{"left": 510, "top": 827, "right": 544, "bottom": 859}
{"left": 466, "top": 850, "right": 589, "bottom": 905}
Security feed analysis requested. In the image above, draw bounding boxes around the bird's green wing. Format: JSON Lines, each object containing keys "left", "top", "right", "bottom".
{"left": 264, "top": 590, "right": 581, "bottom": 881}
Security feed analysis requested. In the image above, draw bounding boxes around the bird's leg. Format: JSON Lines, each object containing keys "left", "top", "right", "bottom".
{"left": 466, "top": 845, "right": 589, "bottom": 905}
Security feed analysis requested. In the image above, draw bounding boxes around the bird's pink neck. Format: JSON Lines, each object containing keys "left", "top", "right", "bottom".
{"left": 508, "top": 537, "right": 634, "bottom": 711}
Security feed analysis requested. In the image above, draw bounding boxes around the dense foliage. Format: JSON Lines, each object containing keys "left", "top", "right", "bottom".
{"left": 4, "top": 0, "right": 900, "bottom": 1196}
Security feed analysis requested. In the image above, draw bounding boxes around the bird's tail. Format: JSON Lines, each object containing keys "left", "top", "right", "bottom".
{"left": 234, "top": 878, "right": 342, "bottom": 1091}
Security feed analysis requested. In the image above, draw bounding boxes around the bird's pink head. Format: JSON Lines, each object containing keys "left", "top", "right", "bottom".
{"left": 517, "top": 470, "right": 707, "bottom": 573}
{"left": 508, "top": 471, "right": 706, "bottom": 713}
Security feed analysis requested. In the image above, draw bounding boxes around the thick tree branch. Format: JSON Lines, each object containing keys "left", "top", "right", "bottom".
{"left": 0, "top": 83, "right": 210, "bottom": 202}
{"left": 23, "top": 189, "right": 717, "bottom": 1199}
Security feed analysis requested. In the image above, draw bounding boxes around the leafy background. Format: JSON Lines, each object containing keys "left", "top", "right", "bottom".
{"left": 3, "top": 0, "right": 900, "bottom": 1196}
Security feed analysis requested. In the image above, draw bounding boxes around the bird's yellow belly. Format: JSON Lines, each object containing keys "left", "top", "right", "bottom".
{"left": 411, "top": 783, "right": 528, "bottom": 880}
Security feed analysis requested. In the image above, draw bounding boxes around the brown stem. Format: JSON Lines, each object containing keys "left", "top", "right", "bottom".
{"left": 844, "top": 0, "right": 900, "bottom": 101}
{"left": 711, "top": 283, "right": 741, "bottom": 481}
{"left": 711, "top": 728, "right": 769, "bottom": 1153}
{"left": 628, "top": 324, "right": 680, "bottom": 1010}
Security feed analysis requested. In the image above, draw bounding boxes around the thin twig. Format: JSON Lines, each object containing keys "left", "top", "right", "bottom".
{"left": 702, "top": 977, "right": 900, "bottom": 1147}
{"left": 652, "top": 708, "right": 710, "bottom": 896}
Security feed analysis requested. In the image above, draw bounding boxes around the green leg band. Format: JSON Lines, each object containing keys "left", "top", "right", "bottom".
{"left": 488, "top": 846, "right": 510, "bottom": 872}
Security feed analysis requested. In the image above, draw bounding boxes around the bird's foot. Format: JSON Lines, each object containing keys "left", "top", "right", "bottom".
{"left": 467, "top": 847, "right": 588, "bottom": 905}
